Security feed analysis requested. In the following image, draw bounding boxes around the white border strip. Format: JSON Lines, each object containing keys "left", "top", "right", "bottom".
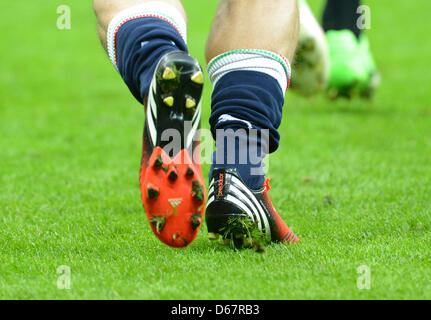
{"left": 208, "top": 49, "right": 291, "bottom": 95}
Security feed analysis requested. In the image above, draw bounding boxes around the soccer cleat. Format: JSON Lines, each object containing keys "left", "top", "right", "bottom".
{"left": 291, "top": 0, "right": 330, "bottom": 96}
{"left": 358, "top": 35, "right": 381, "bottom": 98}
{"left": 205, "top": 167, "right": 299, "bottom": 247}
{"left": 326, "top": 30, "right": 380, "bottom": 99}
{"left": 326, "top": 30, "right": 366, "bottom": 99}
{"left": 139, "top": 51, "right": 207, "bottom": 248}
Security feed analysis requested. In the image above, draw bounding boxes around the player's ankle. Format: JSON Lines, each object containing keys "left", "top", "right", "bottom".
{"left": 211, "top": 127, "right": 267, "bottom": 190}
{"left": 207, "top": 49, "right": 291, "bottom": 189}
{"left": 106, "top": 2, "right": 188, "bottom": 103}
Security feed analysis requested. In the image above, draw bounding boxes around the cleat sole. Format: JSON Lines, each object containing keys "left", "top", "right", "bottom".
{"left": 140, "top": 148, "right": 207, "bottom": 248}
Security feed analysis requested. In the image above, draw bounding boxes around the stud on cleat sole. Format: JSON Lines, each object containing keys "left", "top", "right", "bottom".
{"left": 191, "top": 180, "right": 204, "bottom": 201}
{"left": 185, "top": 97, "right": 196, "bottom": 109}
{"left": 150, "top": 216, "right": 166, "bottom": 234}
{"left": 147, "top": 184, "right": 160, "bottom": 200}
{"left": 153, "top": 155, "right": 163, "bottom": 168}
{"left": 190, "top": 213, "right": 202, "bottom": 231}
{"left": 191, "top": 220, "right": 201, "bottom": 230}
{"left": 169, "top": 171, "right": 178, "bottom": 181}
{"left": 168, "top": 167, "right": 178, "bottom": 181}
{"left": 208, "top": 233, "right": 220, "bottom": 240}
{"left": 162, "top": 67, "right": 176, "bottom": 80}
{"left": 191, "top": 71, "right": 204, "bottom": 85}
{"left": 186, "top": 167, "right": 194, "bottom": 177}
{"left": 163, "top": 96, "right": 174, "bottom": 107}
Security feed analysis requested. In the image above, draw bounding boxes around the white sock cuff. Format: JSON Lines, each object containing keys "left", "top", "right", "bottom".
{"left": 207, "top": 49, "right": 291, "bottom": 95}
{"left": 107, "top": 2, "right": 187, "bottom": 71}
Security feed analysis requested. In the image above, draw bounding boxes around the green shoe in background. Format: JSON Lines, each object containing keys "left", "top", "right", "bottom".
{"left": 326, "top": 30, "right": 366, "bottom": 99}
{"left": 358, "top": 34, "right": 381, "bottom": 98}
{"left": 326, "top": 29, "right": 380, "bottom": 99}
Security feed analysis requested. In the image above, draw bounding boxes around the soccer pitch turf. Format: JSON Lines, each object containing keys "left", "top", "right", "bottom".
{"left": 0, "top": 0, "right": 430, "bottom": 299}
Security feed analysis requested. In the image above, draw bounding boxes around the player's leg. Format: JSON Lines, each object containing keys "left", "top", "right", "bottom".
{"left": 93, "top": 0, "right": 206, "bottom": 248}
{"left": 205, "top": 0, "right": 299, "bottom": 246}
{"left": 206, "top": 0, "right": 299, "bottom": 62}
{"left": 322, "top": 0, "right": 361, "bottom": 39}
{"left": 93, "top": 0, "right": 188, "bottom": 102}
{"left": 94, "top": 0, "right": 186, "bottom": 51}
{"left": 291, "top": 0, "right": 329, "bottom": 97}
{"left": 322, "top": 0, "right": 380, "bottom": 98}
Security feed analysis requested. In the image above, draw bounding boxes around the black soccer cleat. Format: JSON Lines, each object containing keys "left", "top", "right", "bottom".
{"left": 205, "top": 167, "right": 298, "bottom": 245}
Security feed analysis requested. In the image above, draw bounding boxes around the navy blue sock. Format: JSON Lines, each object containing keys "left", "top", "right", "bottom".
{"left": 323, "top": 0, "right": 361, "bottom": 39}
{"left": 211, "top": 127, "right": 269, "bottom": 190}
{"left": 115, "top": 18, "right": 188, "bottom": 103}
{"left": 210, "top": 71, "right": 284, "bottom": 190}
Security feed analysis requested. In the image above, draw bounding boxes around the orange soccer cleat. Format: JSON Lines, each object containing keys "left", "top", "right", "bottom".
{"left": 139, "top": 51, "right": 206, "bottom": 248}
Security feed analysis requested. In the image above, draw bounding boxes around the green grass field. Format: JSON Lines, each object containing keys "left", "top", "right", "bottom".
{"left": 1, "top": 0, "right": 430, "bottom": 299}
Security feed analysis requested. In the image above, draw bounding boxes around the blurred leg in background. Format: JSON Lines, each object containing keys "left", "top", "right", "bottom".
{"left": 291, "top": 0, "right": 330, "bottom": 97}
{"left": 323, "top": 0, "right": 361, "bottom": 38}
